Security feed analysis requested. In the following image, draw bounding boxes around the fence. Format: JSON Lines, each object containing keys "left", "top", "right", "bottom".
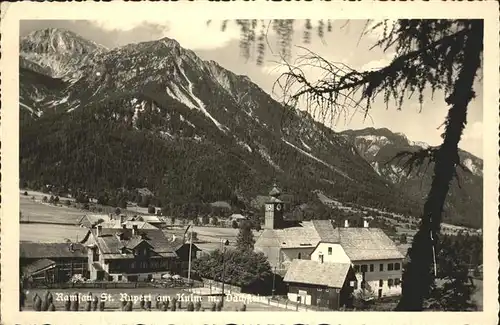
{"left": 28, "top": 281, "right": 155, "bottom": 290}
{"left": 200, "top": 278, "right": 242, "bottom": 294}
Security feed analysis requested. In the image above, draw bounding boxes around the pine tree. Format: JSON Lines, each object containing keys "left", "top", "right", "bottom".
{"left": 236, "top": 220, "right": 255, "bottom": 252}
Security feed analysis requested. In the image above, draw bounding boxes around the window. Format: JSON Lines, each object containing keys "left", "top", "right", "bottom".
{"left": 379, "top": 279, "right": 383, "bottom": 287}
{"left": 118, "top": 275, "right": 123, "bottom": 281}
{"left": 131, "top": 262, "right": 136, "bottom": 269}
{"left": 354, "top": 265, "right": 360, "bottom": 273}
{"left": 395, "top": 278, "right": 401, "bottom": 286}
{"left": 395, "top": 263, "right": 401, "bottom": 270}
{"left": 298, "top": 252, "right": 302, "bottom": 259}
{"left": 354, "top": 281, "right": 358, "bottom": 289}
{"left": 108, "top": 275, "right": 113, "bottom": 281}
{"left": 319, "top": 254, "right": 324, "bottom": 263}
{"left": 388, "top": 279, "right": 394, "bottom": 287}
{"left": 328, "top": 247, "right": 332, "bottom": 255}
{"left": 388, "top": 263, "right": 394, "bottom": 271}
{"left": 92, "top": 249, "right": 99, "bottom": 262}
{"left": 379, "top": 264, "right": 384, "bottom": 272}
{"left": 361, "top": 264, "right": 368, "bottom": 273}
{"left": 370, "top": 264, "right": 374, "bottom": 272}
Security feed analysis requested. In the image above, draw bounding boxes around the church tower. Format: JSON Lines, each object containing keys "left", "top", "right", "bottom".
{"left": 264, "top": 183, "right": 284, "bottom": 229}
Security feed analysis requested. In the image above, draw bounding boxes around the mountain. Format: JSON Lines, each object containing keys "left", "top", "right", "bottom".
{"left": 19, "top": 29, "right": 481, "bottom": 229}
{"left": 341, "top": 127, "right": 483, "bottom": 228}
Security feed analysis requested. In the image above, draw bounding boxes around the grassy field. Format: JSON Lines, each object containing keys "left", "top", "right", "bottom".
{"left": 20, "top": 195, "right": 85, "bottom": 224}
{"left": 20, "top": 223, "right": 89, "bottom": 243}
{"left": 23, "top": 287, "right": 284, "bottom": 311}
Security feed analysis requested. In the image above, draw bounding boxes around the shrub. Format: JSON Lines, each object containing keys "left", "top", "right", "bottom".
{"left": 64, "top": 299, "right": 71, "bottom": 311}
{"left": 162, "top": 301, "right": 169, "bottom": 311}
{"left": 23, "top": 191, "right": 28, "bottom": 196}
{"left": 121, "top": 300, "right": 127, "bottom": 310}
{"left": 240, "top": 304, "right": 247, "bottom": 311}
{"left": 195, "top": 300, "right": 202, "bottom": 311}
{"left": 210, "top": 302, "right": 216, "bottom": 311}
{"left": 92, "top": 297, "right": 99, "bottom": 311}
{"left": 70, "top": 293, "right": 79, "bottom": 311}
{"left": 216, "top": 300, "right": 223, "bottom": 311}
{"left": 33, "top": 296, "right": 42, "bottom": 311}
{"left": 187, "top": 301, "right": 194, "bottom": 311}
{"left": 232, "top": 220, "right": 239, "bottom": 229}
{"left": 99, "top": 300, "right": 105, "bottom": 311}
{"left": 139, "top": 295, "right": 145, "bottom": 309}
{"left": 155, "top": 296, "right": 162, "bottom": 310}
{"left": 48, "top": 303, "right": 56, "bottom": 311}
{"left": 145, "top": 300, "right": 152, "bottom": 310}
{"left": 125, "top": 301, "right": 133, "bottom": 311}
{"left": 177, "top": 299, "right": 182, "bottom": 309}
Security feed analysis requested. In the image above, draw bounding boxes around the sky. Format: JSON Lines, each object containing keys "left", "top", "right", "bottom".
{"left": 20, "top": 19, "right": 483, "bottom": 158}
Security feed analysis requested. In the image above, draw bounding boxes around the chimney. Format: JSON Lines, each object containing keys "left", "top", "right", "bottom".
{"left": 69, "top": 243, "right": 74, "bottom": 252}
{"left": 132, "top": 224, "right": 138, "bottom": 236}
{"left": 97, "top": 225, "right": 103, "bottom": 237}
{"left": 344, "top": 219, "right": 349, "bottom": 228}
{"left": 363, "top": 218, "right": 369, "bottom": 228}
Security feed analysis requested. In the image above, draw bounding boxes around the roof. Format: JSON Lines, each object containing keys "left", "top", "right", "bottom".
{"left": 20, "top": 242, "right": 87, "bottom": 259}
{"left": 339, "top": 228, "right": 404, "bottom": 261}
{"left": 269, "top": 184, "right": 282, "bottom": 197}
{"left": 131, "top": 215, "right": 164, "bottom": 224}
{"left": 312, "top": 220, "right": 340, "bottom": 243}
{"left": 22, "top": 258, "right": 56, "bottom": 276}
{"left": 255, "top": 221, "right": 403, "bottom": 261}
{"left": 82, "top": 227, "right": 177, "bottom": 259}
{"left": 284, "top": 260, "right": 351, "bottom": 288}
{"left": 229, "top": 214, "right": 247, "bottom": 220}
{"left": 79, "top": 214, "right": 159, "bottom": 229}
{"left": 98, "top": 220, "right": 157, "bottom": 229}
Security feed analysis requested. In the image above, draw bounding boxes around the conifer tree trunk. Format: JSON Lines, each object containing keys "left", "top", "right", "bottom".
{"left": 396, "top": 20, "right": 483, "bottom": 311}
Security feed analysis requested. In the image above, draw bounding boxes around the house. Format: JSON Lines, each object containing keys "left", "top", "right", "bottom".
{"left": 283, "top": 259, "right": 356, "bottom": 310}
{"left": 80, "top": 224, "right": 179, "bottom": 282}
{"left": 226, "top": 213, "right": 247, "bottom": 226}
{"left": 309, "top": 220, "right": 405, "bottom": 298}
{"left": 20, "top": 242, "right": 88, "bottom": 283}
{"left": 79, "top": 214, "right": 164, "bottom": 229}
{"left": 254, "top": 184, "right": 404, "bottom": 298}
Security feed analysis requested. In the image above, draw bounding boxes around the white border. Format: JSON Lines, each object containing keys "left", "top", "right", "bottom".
{"left": 1, "top": 1, "right": 498, "bottom": 325}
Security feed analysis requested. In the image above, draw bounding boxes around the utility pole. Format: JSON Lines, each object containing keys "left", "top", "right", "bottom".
{"left": 272, "top": 266, "right": 276, "bottom": 298}
{"left": 220, "top": 238, "right": 229, "bottom": 307}
{"left": 187, "top": 223, "right": 193, "bottom": 286}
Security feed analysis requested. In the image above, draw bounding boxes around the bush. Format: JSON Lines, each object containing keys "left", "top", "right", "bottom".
{"left": 33, "top": 296, "right": 42, "bottom": 311}
{"left": 121, "top": 300, "right": 127, "bottom": 310}
{"left": 99, "top": 300, "right": 105, "bottom": 311}
{"left": 232, "top": 220, "right": 239, "bottom": 229}
{"left": 125, "top": 301, "right": 133, "bottom": 311}
{"left": 216, "top": 300, "right": 223, "bottom": 311}
{"left": 146, "top": 300, "right": 152, "bottom": 310}
{"left": 187, "top": 301, "right": 194, "bottom": 311}
{"left": 195, "top": 300, "right": 202, "bottom": 311}
{"left": 177, "top": 299, "right": 182, "bottom": 309}
{"left": 210, "top": 302, "right": 216, "bottom": 311}
{"left": 92, "top": 297, "right": 99, "bottom": 311}
{"left": 48, "top": 303, "right": 56, "bottom": 311}
{"left": 240, "top": 304, "right": 247, "bottom": 311}
{"left": 64, "top": 299, "right": 71, "bottom": 311}
{"left": 23, "top": 191, "right": 28, "bottom": 196}
{"left": 162, "top": 301, "right": 169, "bottom": 311}
{"left": 70, "top": 293, "right": 79, "bottom": 311}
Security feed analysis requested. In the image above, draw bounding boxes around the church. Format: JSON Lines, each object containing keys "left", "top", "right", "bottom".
{"left": 254, "top": 184, "right": 404, "bottom": 304}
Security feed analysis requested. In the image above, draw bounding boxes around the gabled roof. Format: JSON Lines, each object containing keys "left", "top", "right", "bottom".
{"left": 284, "top": 260, "right": 351, "bottom": 288}
{"left": 20, "top": 242, "right": 87, "bottom": 259}
{"left": 82, "top": 227, "right": 177, "bottom": 259}
{"left": 312, "top": 220, "right": 340, "bottom": 243}
{"left": 22, "top": 258, "right": 56, "bottom": 276}
{"left": 269, "top": 184, "right": 282, "bottom": 197}
{"left": 339, "top": 228, "right": 404, "bottom": 261}
{"left": 255, "top": 221, "right": 403, "bottom": 261}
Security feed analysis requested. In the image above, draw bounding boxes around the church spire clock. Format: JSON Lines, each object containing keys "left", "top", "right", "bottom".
{"left": 264, "top": 183, "right": 284, "bottom": 230}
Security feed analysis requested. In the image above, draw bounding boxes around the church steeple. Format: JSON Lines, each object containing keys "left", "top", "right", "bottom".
{"left": 264, "top": 183, "right": 284, "bottom": 229}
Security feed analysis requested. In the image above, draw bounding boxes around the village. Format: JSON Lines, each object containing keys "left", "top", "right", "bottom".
{"left": 20, "top": 183, "right": 484, "bottom": 312}
{"left": 19, "top": 183, "right": 438, "bottom": 312}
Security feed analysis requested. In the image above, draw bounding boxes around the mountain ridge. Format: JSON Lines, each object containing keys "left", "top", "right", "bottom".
{"left": 19, "top": 28, "right": 482, "bottom": 229}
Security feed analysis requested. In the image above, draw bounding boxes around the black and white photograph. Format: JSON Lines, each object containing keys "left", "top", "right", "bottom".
{"left": 1, "top": 1, "right": 498, "bottom": 324}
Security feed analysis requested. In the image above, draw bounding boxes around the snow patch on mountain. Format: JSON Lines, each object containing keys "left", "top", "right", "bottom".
{"left": 463, "top": 158, "right": 482, "bottom": 176}
{"left": 257, "top": 146, "right": 282, "bottom": 172}
{"left": 300, "top": 138, "right": 312, "bottom": 152}
{"left": 357, "top": 135, "right": 390, "bottom": 146}
{"left": 20, "top": 102, "right": 42, "bottom": 117}
{"left": 282, "top": 138, "right": 353, "bottom": 181}
{"left": 409, "top": 140, "right": 430, "bottom": 149}
{"left": 371, "top": 161, "right": 382, "bottom": 176}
